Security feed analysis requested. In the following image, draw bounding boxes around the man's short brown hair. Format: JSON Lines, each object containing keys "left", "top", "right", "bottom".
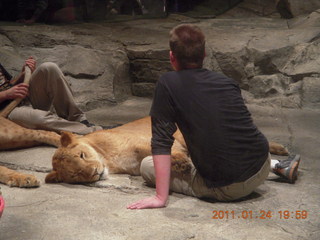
{"left": 169, "top": 24, "right": 205, "bottom": 69}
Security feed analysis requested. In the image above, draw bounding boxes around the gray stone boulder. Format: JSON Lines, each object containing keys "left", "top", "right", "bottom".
{"left": 0, "top": 5, "right": 319, "bottom": 111}
{"left": 276, "top": 0, "right": 320, "bottom": 17}
{"left": 0, "top": 25, "right": 131, "bottom": 111}
{"left": 302, "top": 77, "right": 320, "bottom": 109}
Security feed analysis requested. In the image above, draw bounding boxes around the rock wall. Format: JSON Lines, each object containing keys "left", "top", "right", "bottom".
{"left": 207, "top": 37, "right": 320, "bottom": 109}
{"left": 127, "top": 12, "right": 320, "bottom": 110}
{"left": 0, "top": 8, "right": 319, "bottom": 111}
{"left": 0, "top": 24, "right": 131, "bottom": 111}
{"left": 276, "top": 0, "right": 320, "bottom": 17}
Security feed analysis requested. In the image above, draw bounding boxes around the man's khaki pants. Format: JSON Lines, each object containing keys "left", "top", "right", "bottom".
{"left": 8, "top": 62, "right": 99, "bottom": 134}
{"left": 140, "top": 154, "right": 271, "bottom": 201}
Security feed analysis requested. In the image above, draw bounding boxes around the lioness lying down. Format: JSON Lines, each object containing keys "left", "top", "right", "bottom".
{"left": 0, "top": 116, "right": 288, "bottom": 187}
{"left": 45, "top": 117, "right": 288, "bottom": 184}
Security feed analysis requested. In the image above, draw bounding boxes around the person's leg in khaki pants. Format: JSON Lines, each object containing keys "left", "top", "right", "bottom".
{"left": 140, "top": 156, "right": 197, "bottom": 197}
{"left": 8, "top": 62, "right": 100, "bottom": 134}
{"left": 140, "top": 155, "right": 271, "bottom": 202}
{"left": 28, "top": 62, "right": 85, "bottom": 122}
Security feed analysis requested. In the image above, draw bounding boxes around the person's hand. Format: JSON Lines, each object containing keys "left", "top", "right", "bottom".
{"left": 24, "top": 18, "right": 36, "bottom": 24}
{"left": 5, "top": 83, "right": 29, "bottom": 100}
{"left": 127, "top": 195, "right": 167, "bottom": 210}
{"left": 24, "top": 57, "right": 36, "bottom": 73}
{"left": 16, "top": 18, "right": 36, "bottom": 24}
{"left": 16, "top": 18, "right": 26, "bottom": 23}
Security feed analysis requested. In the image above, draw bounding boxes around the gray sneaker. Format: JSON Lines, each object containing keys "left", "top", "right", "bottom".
{"left": 273, "top": 154, "right": 301, "bottom": 183}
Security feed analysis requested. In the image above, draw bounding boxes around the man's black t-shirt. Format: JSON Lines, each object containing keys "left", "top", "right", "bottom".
{"left": 150, "top": 68, "right": 269, "bottom": 187}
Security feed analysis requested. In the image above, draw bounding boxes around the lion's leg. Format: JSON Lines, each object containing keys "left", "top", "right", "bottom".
{"left": 140, "top": 155, "right": 196, "bottom": 196}
{"left": 0, "top": 116, "right": 60, "bottom": 150}
{"left": 0, "top": 166, "right": 40, "bottom": 188}
{"left": 269, "top": 141, "right": 289, "bottom": 156}
{"left": 171, "top": 151, "right": 192, "bottom": 175}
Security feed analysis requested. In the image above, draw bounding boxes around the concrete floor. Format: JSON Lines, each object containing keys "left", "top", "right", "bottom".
{"left": 0, "top": 97, "right": 319, "bottom": 240}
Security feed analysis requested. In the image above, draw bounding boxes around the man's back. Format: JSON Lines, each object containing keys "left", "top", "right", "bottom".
{"left": 151, "top": 68, "right": 269, "bottom": 187}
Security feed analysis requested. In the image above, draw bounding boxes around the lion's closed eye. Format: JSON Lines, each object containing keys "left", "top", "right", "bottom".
{"left": 80, "top": 152, "right": 86, "bottom": 159}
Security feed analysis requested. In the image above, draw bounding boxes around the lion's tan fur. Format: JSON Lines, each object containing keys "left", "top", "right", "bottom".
{"left": 45, "top": 117, "right": 191, "bottom": 184}
{"left": 0, "top": 116, "right": 288, "bottom": 187}
{"left": 0, "top": 116, "right": 60, "bottom": 150}
{"left": 45, "top": 116, "right": 288, "bottom": 184}
{"left": 0, "top": 116, "right": 60, "bottom": 187}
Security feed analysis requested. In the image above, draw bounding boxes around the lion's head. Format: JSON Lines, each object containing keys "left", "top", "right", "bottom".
{"left": 45, "top": 132, "right": 108, "bottom": 184}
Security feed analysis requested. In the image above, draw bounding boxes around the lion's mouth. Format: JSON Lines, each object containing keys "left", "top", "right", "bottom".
{"left": 98, "top": 167, "right": 108, "bottom": 180}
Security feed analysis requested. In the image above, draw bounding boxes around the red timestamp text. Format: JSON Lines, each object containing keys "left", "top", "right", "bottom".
{"left": 212, "top": 210, "right": 308, "bottom": 220}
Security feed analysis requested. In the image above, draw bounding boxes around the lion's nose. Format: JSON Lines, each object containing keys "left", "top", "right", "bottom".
{"left": 98, "top": 168, "right": 104, "bottom": 180}
{"left": 91, "top": 168, "right": 103, "bottom": 181}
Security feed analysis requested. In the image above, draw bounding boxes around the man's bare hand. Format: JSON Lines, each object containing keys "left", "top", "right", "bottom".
{"left": 5, "top": 83, "right": 29, "bottom": 99}
{"left": 24, "top": 57, "right": 36, "bottom": 73}
{"left": 127, "top": 195, "right": 167, "bottom": 210}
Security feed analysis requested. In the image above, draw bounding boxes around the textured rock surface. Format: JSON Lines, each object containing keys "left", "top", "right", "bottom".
{"left": 283, "top": 0, "right": 320, "bottom": 17}
{"left": 1, "top": 7, "right": 319, "bottom": 110}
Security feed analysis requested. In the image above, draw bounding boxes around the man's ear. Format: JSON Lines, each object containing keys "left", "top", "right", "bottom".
{"left": 170, "top": 51, "right": 178, "bottom": 71}
{"left": 60, "top": 131, "right": 75, "bottom": 147}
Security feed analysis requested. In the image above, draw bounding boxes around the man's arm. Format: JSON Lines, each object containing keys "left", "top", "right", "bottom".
{"left": 0, "top": 57, "right": 36, "bottom": 103}
{"left": 0, "top": 84, "right": 29, "bottom": 103}
{"left": 127, "top": 154, "right": 171, "bottom": 209}
{"left": 127, "top": 117, "right": 177, "bottom": 210}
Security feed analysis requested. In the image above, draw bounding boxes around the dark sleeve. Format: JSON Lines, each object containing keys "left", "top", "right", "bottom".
{"left": 150, "top": 76, "right": 177, "bottom": 155}
{"left": 151, "top": 116, "right": 177, "bottom": 155}
{"left": 150, "top": 78, "right": 176, "bottom": 122}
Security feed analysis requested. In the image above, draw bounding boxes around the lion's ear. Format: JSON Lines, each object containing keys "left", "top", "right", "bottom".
{"left": 45, "top": 171, "right": 61, "bottom": 183}
{"left": 60, "top": 131, "right": 75, "bottom": 147}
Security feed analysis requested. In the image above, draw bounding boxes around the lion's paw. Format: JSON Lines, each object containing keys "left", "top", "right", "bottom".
{"left": 7, "top": 174, "right": 40, "bottom": 188}
{"left": 171, "top": 159, "right": 192, "bottom": 174}
{"left": 171, "top": 162, "right": 192, "bottom": 174}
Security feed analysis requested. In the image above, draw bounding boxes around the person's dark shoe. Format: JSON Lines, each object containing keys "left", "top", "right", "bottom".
{"left": 81, "top": 120, "right": 122, "bottom": 131}
{"left": 102, "top": 123, "right": 122, "bottom": 130}
{"left": 273, "top": 154, "right": 301, "bottom": 183}
{"left": 80, "top": 120, "right": 96, "bottom": 127}
{"left": 80, "top": 120, "right": 103, "bottom": 132}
